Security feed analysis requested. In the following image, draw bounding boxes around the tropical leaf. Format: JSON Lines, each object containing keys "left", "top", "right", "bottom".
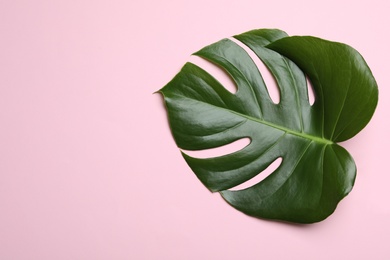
{"left": 158, "top": 29, "right": 378, "bottom": 223}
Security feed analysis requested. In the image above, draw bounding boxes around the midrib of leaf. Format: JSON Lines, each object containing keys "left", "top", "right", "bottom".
{"left": 170, "top": 93, "right": 333, "bottom": 145}
{"left": 234, "top": 111, "right": 333, "bottom": 145}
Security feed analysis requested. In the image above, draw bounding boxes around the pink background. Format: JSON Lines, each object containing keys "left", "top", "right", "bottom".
{"left": 1, "top": 0, "right": 389, "bottom": 259}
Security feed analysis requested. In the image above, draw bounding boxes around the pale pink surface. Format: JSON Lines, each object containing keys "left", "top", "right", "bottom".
{"left": 0, "top": 0, "right": 389, "bottom": 259}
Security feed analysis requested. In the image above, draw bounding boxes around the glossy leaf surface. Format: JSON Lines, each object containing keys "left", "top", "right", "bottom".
{"left": 158, "top": 29, "right": 378, "bottom": 223}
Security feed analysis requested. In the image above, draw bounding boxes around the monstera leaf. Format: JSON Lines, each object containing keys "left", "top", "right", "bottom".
{"left": 158, "top": 29, "right": 378, "bottom": 223}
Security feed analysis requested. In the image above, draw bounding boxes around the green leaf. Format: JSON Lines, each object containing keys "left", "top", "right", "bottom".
{"left": 158, "top": 29, "right": 378, "bottom": 223}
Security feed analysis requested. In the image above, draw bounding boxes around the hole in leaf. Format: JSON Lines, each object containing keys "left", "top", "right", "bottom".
{"left": 182, "top": 137, "right": 251, "bottom": 159}
{"left": 306, "top": 76, "right": 315, "bottom": 105}
{"left": 229, "top": 157, "right": 283, "bottom": 191}
{"left": 229, "top": 37, "right": 280, "bottom": 104}
{"left": 188, "top": 55, "right": 237, "bottom": 94}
